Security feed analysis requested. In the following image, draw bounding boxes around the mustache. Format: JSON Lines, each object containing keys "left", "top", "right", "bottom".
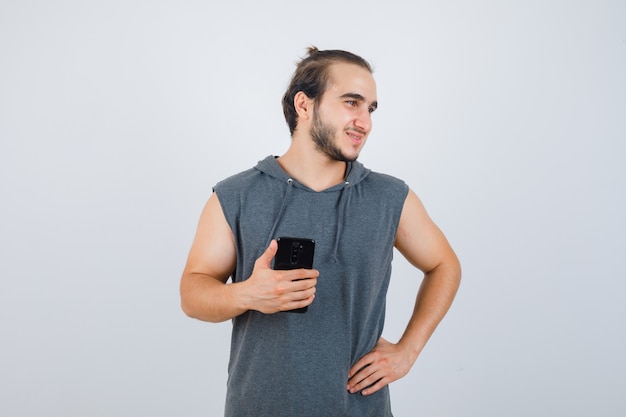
{"left": 345, "top": 127, "right": 367, "bottom": 135}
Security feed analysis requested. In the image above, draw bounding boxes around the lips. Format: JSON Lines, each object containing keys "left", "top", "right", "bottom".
{"left": 346, "top": 129, "right": 366, "bottom": 144}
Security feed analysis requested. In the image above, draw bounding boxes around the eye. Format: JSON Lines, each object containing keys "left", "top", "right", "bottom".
{"left": 368, "top": 106, "right": 376, "bottom": 114}
{"left": 346, "top": 100, "right": 357, "bottom": 107}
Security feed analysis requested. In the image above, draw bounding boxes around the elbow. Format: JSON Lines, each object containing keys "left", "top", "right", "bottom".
{"left": 180, "top": 297, "right": 196, "bottom": 319}
{"left": 180, "top": 297, "right": 217, "bottom": 322}
{"left": 449, "top": 256, "right": 462, "bottom": 297}
{"left": 449, "top": 253, "right": 462, "bottom": 287}
{"left": 431, "top": 253, "right": 462, "bottom": 292}
{"left": 179, "top": 272, "right": 237, "bottom": 323}
{"left": 179, "top": 278, "right": 205, "bottom": 321}
{"left": 452, "top": 253, "right": 462, "bottom": 281}
{"left": 180, "top": 290, "right": 230, "bottom": 324}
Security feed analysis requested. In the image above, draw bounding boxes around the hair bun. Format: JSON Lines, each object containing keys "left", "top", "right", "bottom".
{"left": 306, "top": 46, "right": 320, "bottom": 56}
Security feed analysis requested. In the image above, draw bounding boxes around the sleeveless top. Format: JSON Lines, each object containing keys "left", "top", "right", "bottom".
{"left": 214, "top": 155, "right": 409, "bottom": 417}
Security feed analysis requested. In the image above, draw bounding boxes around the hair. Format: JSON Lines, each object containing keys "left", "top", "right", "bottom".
{"left": 281, "top": 46, "right": 373, "bottom": 135}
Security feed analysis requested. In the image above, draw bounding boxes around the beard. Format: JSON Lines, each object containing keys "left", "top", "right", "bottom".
{"left": 310, "top": 109, "right": 357, "bottom": 162}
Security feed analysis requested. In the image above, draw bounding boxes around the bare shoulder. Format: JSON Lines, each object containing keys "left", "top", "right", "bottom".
{"left": 183, "top": 192, "right": 237, "bottom": 283}
{"left": 395, "top": 189, "right": 458, "bottom": 274}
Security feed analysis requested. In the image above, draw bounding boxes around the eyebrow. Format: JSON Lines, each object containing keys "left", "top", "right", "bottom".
{"left": 340, "top": 93, "right": 378, "bottom": 110}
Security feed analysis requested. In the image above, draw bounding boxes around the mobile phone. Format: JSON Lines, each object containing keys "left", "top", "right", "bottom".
{"left": 274, "top": 237, "right": 316, "bottom": 313}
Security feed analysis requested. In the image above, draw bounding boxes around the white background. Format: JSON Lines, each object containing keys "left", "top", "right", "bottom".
{"left": 1, "top": 1, "right": 624, "bottom": 416}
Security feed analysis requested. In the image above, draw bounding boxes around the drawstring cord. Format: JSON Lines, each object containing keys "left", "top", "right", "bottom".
{"left": 266, "top": 178, "right": 294, "bottom": 247}
{"left": 331, "top": 181, "right": 351, "bottom": 263}
{"left": 266, "top": 175, "right": 352, "bottom": 263}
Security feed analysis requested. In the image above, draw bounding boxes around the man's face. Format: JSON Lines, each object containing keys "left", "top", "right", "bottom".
{"left": 309, "top": 63, "right": 378, "bottom": 162}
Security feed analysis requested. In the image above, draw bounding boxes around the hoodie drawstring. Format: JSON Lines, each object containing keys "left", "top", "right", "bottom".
{"left": 331, "top": 181, "right": 351, "bottom": 263}
{"left": 266, "top": 176, "right": 352, "bottom": 263}
{"left": 266, "top": 178, "right": 294, "bottom": 247}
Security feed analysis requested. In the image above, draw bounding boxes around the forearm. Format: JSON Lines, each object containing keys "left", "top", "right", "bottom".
{"left": 398, "top": 260, "right": 461, "bottom": 362}
{"left": 180, "top": 272, "right": 248, "bottom": 323}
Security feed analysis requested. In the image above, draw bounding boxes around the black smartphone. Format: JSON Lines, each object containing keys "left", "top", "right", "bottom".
{"left": 274, "top": 237, "right": 316, "bottom": 313}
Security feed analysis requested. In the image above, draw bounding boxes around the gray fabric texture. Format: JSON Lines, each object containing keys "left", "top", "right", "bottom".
{"left": 214, "top": 155, "right": 409, "bottom": 417}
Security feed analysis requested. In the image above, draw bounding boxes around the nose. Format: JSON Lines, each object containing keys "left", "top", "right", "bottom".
{"left": 354, "top": 108, "right": 372, "bottom": 133}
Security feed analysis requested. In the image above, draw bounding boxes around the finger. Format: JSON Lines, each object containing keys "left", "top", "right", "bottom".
{"left": 301, "top": 268, "right": 320, "bottom": 279}
{"left": 347, "top": 366, "right": 379, "bottom": 394}
{"left": 347, "top": 361, "right": 373, "bottom": 389}
{"left": 289, "top": 283, "right": 317, "bottom": 300}
{"left": 288, "top": 270, "right": 319, "bottom": 286}
{"left": 280, "top": 297, "right": 315, "bottom": 312}
{"left": 256, "top": 239, "right": 278, "bottom": 268}
{"left": 287, "top": 267, "right": 319, "bottom": 279}
{"left": 294, "top": 284, "right": 317, "bottom": 300}
{"left": 287, "top": 292, "right": 316, "bottom": 307}
{"left": 360, "top": 376, "right": 388, "bottom": 396}
{"left": 348, "top": 354, "right": 373, "bottom": 379}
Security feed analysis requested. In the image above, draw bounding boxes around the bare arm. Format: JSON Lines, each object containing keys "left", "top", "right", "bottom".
{"left": 180, "top": 193, "right": 319, "bottom": 322}
{"left": 348, "top": 189, "right": 461, "bottom": 395}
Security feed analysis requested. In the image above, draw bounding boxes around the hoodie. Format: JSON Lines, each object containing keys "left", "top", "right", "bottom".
{"left": 214, "top": 155, "right": 409, "bottom": 417}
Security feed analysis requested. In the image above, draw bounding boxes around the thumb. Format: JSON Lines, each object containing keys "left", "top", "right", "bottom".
{"left": 256, "top": 239, "right": 278, "bottom": 268}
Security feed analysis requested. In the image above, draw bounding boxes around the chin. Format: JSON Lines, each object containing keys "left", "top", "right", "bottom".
{"left": 341, "top": 153, "right": 360, "bottom": 162}
{"left": 344, "top": 148, "right": 363, "bottom": 162}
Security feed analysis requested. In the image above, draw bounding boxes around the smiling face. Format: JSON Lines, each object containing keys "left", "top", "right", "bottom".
{"left": 309, "top": 63, "right": 378, "bottom": 162}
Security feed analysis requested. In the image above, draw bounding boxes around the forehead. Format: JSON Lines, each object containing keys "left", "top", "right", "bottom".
{"left": 324, "top": 62, "right": 377, "bottom": 101}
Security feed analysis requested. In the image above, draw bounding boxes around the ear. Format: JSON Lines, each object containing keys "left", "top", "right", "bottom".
{"left": 294, "top": 91, "right": 313, "bottom": 121}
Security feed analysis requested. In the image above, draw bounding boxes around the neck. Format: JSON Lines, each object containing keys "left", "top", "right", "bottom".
{"left": 277, "top": 138, "right": 348, "bottom": 192}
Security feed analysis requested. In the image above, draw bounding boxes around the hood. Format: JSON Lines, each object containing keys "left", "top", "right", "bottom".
{"left": 254, "top": 155, "right": 371, "bottom": 262}
{"left": 253, "top": 155, "right": 371, "bottom": 190}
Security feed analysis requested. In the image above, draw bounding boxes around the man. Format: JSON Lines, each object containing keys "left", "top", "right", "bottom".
{"left": 180, "top": 47, "right": 461, "bottom": 416}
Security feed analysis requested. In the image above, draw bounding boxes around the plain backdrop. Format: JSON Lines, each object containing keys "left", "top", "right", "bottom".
{"left": 1, "top": 1, "right": 624, "bottom": 416}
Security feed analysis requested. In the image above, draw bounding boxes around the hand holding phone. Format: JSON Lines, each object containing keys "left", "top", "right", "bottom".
{"left": 274, "top": 237, "right": 316, "bottom": 313}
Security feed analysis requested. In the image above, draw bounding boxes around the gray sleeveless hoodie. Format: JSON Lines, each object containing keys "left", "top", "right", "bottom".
{"left": 214, "top": 155, "right": 409, "bottom": 417}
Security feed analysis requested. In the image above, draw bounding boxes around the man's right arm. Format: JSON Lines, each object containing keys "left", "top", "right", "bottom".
{"left": 179, "top": 193, "right": 318, "bottom": 322}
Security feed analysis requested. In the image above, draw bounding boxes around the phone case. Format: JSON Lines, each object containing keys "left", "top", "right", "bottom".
{"left": 274, "top": 237, "right": 315, "bottom": 313}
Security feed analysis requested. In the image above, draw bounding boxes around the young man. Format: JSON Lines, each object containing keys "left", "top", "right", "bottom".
{"left": 180, "top": 47, "right": 461, "bottom": 416}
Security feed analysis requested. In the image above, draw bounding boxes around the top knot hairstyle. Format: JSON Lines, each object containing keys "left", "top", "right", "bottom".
{"left": 281, "top": 46, "right": 373, "bottom": 135}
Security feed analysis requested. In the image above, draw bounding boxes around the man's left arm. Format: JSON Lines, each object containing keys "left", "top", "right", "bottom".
{"left": 347, "top": 189, "right": 461, "bottom": 396}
